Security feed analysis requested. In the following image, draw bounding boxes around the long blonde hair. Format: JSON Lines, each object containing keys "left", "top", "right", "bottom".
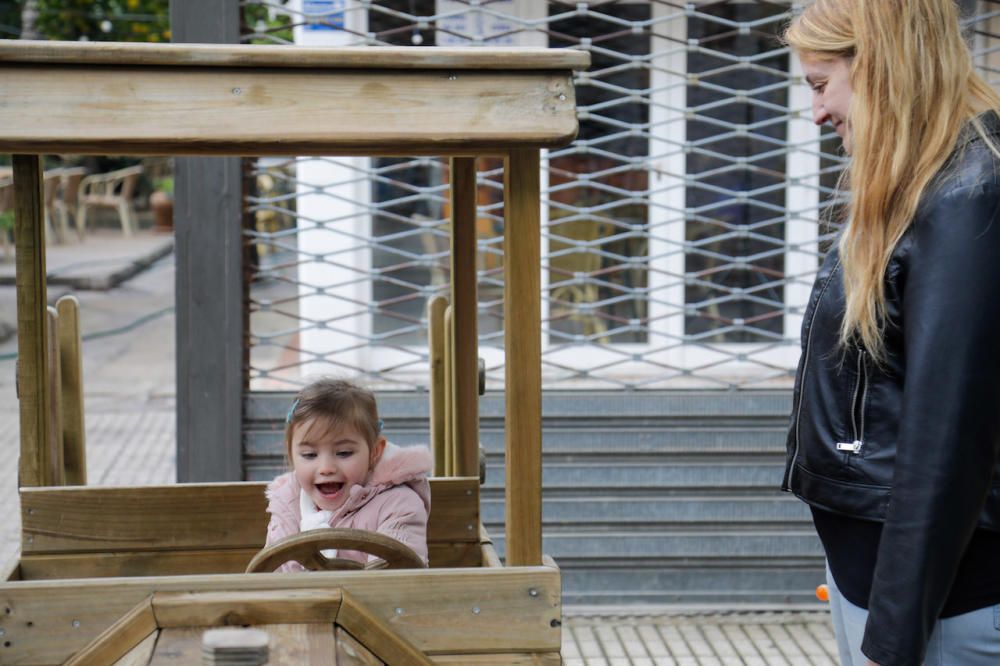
{"left": 785, "top": 0, "right": 1000, "bottom": 361}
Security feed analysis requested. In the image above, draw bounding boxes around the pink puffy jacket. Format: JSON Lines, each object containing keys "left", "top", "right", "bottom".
{"left": 264, "top": 443, "right": 432, "bottom": 572}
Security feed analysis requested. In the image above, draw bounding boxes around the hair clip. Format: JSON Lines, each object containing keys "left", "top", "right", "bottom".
{"left": 286, "top": 398, "right": 300, "bottom": 425}
{"left": 377, "top": 418, "right": 384, "bottom": 433}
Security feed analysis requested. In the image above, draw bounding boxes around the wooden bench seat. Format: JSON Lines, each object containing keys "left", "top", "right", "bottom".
{"left": 15, "top": 477, "right": 484, "bottom": 580}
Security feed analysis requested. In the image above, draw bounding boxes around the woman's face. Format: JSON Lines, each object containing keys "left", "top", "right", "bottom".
{"left": 800, "top": 55, "right": 854, "bottom": 151}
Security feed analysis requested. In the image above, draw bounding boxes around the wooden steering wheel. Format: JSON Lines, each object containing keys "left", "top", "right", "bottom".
{"left": 245, "top": 528, "right": 427, "bottom": 573}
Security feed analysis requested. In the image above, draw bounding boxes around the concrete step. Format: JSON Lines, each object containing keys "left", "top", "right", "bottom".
{"left": 482, "top": 460, "right": 786, "bottom": 490}
{"left": 480, "top": 495, "right": 812, "bottom": 526}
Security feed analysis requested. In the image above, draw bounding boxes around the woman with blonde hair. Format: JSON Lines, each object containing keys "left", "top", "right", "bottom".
{"left": 781, "top": 1, "right": 1000, "bottom": 664}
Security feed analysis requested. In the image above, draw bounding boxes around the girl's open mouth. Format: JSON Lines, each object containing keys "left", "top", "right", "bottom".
{"left": 315, "top": 482, "right": 343, "bottom": 497}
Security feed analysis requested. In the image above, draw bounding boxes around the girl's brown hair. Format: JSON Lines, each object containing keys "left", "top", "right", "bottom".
{"left": 785, "top": 0, "right": 1000, "bottom": 361}
{"left": 284, "top": 378, "right": 381, "bottom": 464}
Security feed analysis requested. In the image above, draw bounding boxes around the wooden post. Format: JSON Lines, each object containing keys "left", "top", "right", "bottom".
{"left": 46, "top": 306, "right": 65, "bottom": 486}
{"left": 171, "top": 0, "right": 244, "bottom": 483}
{"left": 443, "top": 305, "right": 454, "bottom": 477}
{"left": 503, "top": 148, "right": 543, "bottom": 566}
{"left": 427, "top": 295, "right": 448, "bottom": 477}
{"left": 449, "top": 157, "right": 480, "bottom": 478}
{"left": 14, "top": 154, "right": 52, "bottom": 488}
{"left": 57, "top": 295, "right": 86, "bottom": 485}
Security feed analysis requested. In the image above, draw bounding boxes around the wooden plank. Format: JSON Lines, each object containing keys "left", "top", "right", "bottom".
{"left": 152, "top": 589, "right": 343, "bottom": 628}
{"left": 427, "top": 296, "right": 448, "bottom": 477}
{"left": 0, "top": 567, "right": 561, "bottom": 664}
{"left": 0, "top": 40, "right": 590, "bottom": 71}
{"left": 13, "top": 154, "right": 50, "bottom": 488}
{"left": 147, "top": 627, "right": 202, "bottom": 663}
{"left": 56, "top": 295, "right": 87, "bottom": 485}
{"left": 336, "top": 626, "right": 384, "bottom": 665}
{"left": 46, "top": 305, "right": 65, "bottom": 486}
{"left": 502, "top": 149, "right": 543, "bottom": 567}
{"left": 428, "top": 477, "right": 479, "bottom": 543}
{"left": 264, "top": 623, "right": 335, "bottom": 665}
{"left": 427, "top": 542, "right": 481, "bottom": 569}
{"left": 65, "top": 597, "right": 156, "bottom": 666}
{"left": 444, "top": 305, "right": 454, "bottom": 476}
{"left": 431, "top": 654, "right": 561, "bottom": 665}
{"left": 19, "top": 549, "right": 258, "bottom": 580}
{"left": 336, "top": 589, "right": 432, "bottom": 666}
{"left": 449, "top": 157, "right": 480, "bottom": 479}
{"left": 20, "top": 478, "right": 476, "bottom": 555}
{"left": 21, "top": 483, "right": 268, "bottom": 554}
{"left": 0, "top": 67, "right": 578, "bottom": 156}
{"left": 112, "top": 630, "right": 158, "bottom": 666}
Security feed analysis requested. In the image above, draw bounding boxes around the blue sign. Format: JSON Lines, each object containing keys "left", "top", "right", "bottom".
{"left": 304, "top": 0, "right": 345, "bottom": 31}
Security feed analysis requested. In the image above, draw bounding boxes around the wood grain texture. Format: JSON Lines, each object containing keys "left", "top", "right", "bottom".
{"left": 19, "top": 478, "right": 478, "bottom": 556}
{"left": 266, "top": 623, "right": 336, "bottom": 665}
{"left": 0, "top": 567, "right": 560, "bottom": 664}
{"left": 19, "top": 549, "right": 260, "bottom": 579}
{"left": 13, "top": 155, "right": 50, "bottom": 488}
{"left": 20, "top": 483, "right": 268, "bottom": 554}
{"left": 336, "top": 589, "right": 432, "bottom": 666}
{"left": 0, "top": 40, "right": 589, "bottom": 70}
{"left": 0, "top": 66, "right": 578, "bottom": 156}
{"left": 449, "top": 157, "right": 481, "bottom": 479}
{"left": 336, "top": 625, "right": 384, "bottom": 665}
{"left": 111, "top": 630, "right": 158, "bottom": 666}
{"left": 56, "top": 295, "right": 86, "bottom": 485}
{"left": 502, "top": 149, "right": 543, "bottom": 567}
{"left": 444, "top": 305, "right": 454, "bottom": 476}
{"left": 45, "top": 306, "right": 65, "bottom": 486}
{"left": 64, "top": 597, "right": 156, "bottom": 666}
{"left": 427, "top": 296, "right": 448, "bottom": 477}
{"left": 152, "top": 589, "right": 343, "bottom": 628}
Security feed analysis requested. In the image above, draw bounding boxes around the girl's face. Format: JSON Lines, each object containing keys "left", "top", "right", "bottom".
{"left": 801, "top": 54, "right": 854, "bottom": 152}
{"left": 291, "top": 417, "right": 386, "bottom": 512}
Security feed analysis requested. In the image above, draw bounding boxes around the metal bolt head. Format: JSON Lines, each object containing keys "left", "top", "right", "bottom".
{"left": 529, "top": 588, "right": 539, "bottom": 597}
{"left": 232, "top": 87, "right": 242, "bottom": 95}
{"left": 72, "top": 620, "right": 81, "bottom": 628}
{"left": 395, "top": 607, "right": 404, "bottom": 615}
{"left": 472, "top": 607, "right": 481, "bottom": 615}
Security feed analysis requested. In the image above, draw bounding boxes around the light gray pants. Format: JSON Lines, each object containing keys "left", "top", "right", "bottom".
{"left": 826, "top": 564, "right": 1000, "bottom": 665}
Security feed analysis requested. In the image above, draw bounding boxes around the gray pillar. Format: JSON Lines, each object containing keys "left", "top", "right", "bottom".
{"left": 170, "top": 0, "right": 244, "bottom": 481}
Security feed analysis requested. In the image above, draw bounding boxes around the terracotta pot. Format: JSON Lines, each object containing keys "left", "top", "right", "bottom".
{"left": 150, "top": 189, "right": 173, "bottom": 232}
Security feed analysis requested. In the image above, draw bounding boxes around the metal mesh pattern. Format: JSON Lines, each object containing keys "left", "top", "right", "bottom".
{"left": 241, "top": 0, "right": 998, "bottom": 391}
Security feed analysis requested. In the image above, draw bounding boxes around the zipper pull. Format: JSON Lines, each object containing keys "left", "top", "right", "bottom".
{"left": 836, "top": 440, "right": 863, "bottom": 453}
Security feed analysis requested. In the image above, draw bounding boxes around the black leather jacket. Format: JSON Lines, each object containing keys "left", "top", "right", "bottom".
{"left": 782, "top": 115, "right": 1000, "bottom": 666}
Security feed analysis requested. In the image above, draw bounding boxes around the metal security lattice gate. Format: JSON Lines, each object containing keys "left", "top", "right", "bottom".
{"left": 241, "top": 0, "right": 995, "bottom": 393}
{"left": 235, "top": 0, "right": 1000, "bottom": 603}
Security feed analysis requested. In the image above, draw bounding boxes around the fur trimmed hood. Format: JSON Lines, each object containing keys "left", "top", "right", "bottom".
{"left": 265, "top": 442, "right": 432, "bottom": 531}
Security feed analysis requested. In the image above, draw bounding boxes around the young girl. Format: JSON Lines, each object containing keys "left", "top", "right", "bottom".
{"left": 264, "top": 378, "right": 432, "bottom": 572}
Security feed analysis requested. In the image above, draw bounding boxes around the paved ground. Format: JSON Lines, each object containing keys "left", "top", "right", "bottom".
{"left": 0, "top": 230, "right": 839, "bottom": 664}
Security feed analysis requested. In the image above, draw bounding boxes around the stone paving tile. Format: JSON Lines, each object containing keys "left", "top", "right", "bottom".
{"left": 564, "top": 611, "right": 837, "bottom": 665}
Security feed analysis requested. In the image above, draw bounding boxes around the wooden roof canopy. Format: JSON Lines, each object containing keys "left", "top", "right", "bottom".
{"left": 0, "top": 40, "right": 590, "bottom": 156}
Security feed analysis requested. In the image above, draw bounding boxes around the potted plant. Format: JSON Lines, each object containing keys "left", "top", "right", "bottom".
{"left": 150, "top": 175, "right": 173, "bottom": 233}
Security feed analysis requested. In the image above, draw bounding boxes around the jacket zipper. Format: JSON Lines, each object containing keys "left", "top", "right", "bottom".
{"left": 837, "top": 347, "right": 867, "bottom": 454}
{"left": 786, "top": 258, "right": 842, "bottom": 490}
